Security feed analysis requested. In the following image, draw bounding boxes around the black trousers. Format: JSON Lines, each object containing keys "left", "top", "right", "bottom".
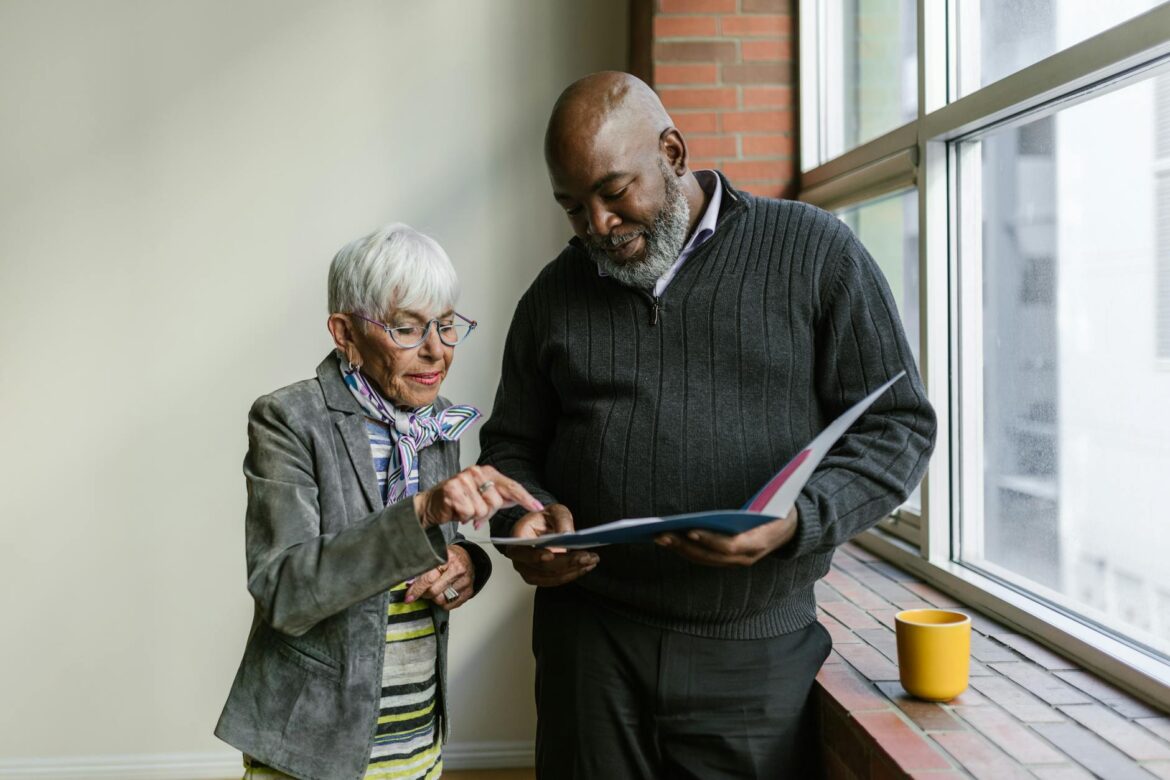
{"left": 532, "top": 586, "right": 832, "bottom": 780}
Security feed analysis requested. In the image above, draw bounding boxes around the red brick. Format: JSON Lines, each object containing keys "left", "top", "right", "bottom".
{"left": 685, "top": 134, "right": 737, "bottom": 158}
{"left": 722, "top": 61, "right": 794, "bottom": 84}
{"left": 1032, "top": 722, "right": 1151, "bottom": 780}
{"left": 817, "top": 663, "right": 894, "bottom": 713}
{"left": 1055, "top": 671, "right": 1162, "bottom": 718}
{"left": 743, "top": 133, "right": 795, "bottom": 156}
{"left": 1030, "top": 767, "right": 1098, "bottom": 779}
{"left": 724, "top": 160, "right": 791, "bottom": 181}
{"left": 1058, "top": 704, "right": 1170, "bottom": 761}
{"left": 743, "top": 38, "right": 793, "bottom": 61}
{"left": 1137, "top": 718, "right": 1170, "bottom": 742}
{"left": 825, "top": 569, "right": 891, "bottom": 610}
{"left": 842, "top": 541, "right": 882, "bottom": 561}
{"left": 952, "top": 705, "right": 1067, "bottom": 764}
{"left": 1143, "top": 762, "right": 1170, "bottom": 780}
{"left": 744, "top": 85, "right": 794, "bottom": 108}
{"left": 656, "top": 40, "right": 738, "bottom": 63}
{"left": 903, "top": 581, "right": 963, "bottom": 607}
{"left": 932, "top": 731, "right": 1035, "bottom": 779}
{"left": 655, "top": 64, "right": 719, "bottom": 84}
{"left": 995, "top": 633, "right": 1077, "bottom": 670}
{"left": 742, "top": 0, "right": 789, "bottom": 10}
{"left": 989, "top": 663, "right": 1092, "bottom": 706}
{"left": 659, "top": 87, "right": 737, "bottom": 110}
{"left": 876, "top": 681, "right": 968, "bottom": 732}
{"left": 736, "top": 181, "right": 786, "bottom": 198}
{"left": 654, "top": 14, "right": 719, "bottom": 38}
{"left": 673, "top": 112, "right": 720, "bottom": 134}
{"left": 722, "top": 109, "right": 792, "bottom": 132}
{"left": 661, "top": 0, "right": 736, "bottom": 11}
{"left": 835, "top": 641, "right": 900, "bottom": 682}
{"left": 687, "top": 157, "right": 720, "bottom": 171}
{"left": 719, "top": 13, "right": 792, "bottom": 36}
{"left": 820, "top": 599, "right": 885, "bottom": 631}
{"left": 969, "top": 677, "right": 1065, "bottom": 723}
{"left": 820, "top": 612, "right": 862, "bottom": 644}
{"left": 855, "top": 628, "right": 900, "bottom": 664}
{"left": 852, "top": 710, "right": 953, "bottom": 771}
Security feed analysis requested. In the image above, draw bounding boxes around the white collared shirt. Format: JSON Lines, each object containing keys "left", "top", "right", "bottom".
{"left": 653, "top": 169, "right": 722, "bottom": 298}
{"left": 593, "top": 170, "right": 724, "bottom": 298}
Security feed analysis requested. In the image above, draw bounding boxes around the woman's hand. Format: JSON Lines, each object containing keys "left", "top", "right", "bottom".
{"left": 412, "top": 464, "right": 543, "bottom": 529}
{"left": 404, "top": 544, "right": 475, "bottom": 610}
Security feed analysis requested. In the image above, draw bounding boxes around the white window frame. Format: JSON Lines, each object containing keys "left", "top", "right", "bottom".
{"left": 798, "top": 0, "right": 1170, "bottom": 709}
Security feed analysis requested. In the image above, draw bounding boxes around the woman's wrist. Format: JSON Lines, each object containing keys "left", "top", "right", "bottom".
{"left": 413, "top": 492, "right": 428, "bottom": 527}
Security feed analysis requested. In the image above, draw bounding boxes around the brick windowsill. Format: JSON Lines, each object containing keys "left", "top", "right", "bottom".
{"left": 817, "top": 542, "right": 1170, "bottom": 779}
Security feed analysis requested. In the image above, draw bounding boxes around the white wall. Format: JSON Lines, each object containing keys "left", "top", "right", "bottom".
{"left": 0, "top": 0, "right": 627, "bottom": 767}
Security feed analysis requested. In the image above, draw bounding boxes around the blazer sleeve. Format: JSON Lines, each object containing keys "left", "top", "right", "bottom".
{"left": 243, "top": 394, "right": 448, "bottom": 637}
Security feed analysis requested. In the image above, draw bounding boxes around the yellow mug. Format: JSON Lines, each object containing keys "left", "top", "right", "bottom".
{"left": 894, "top": 608, "right": 971, "bottom": 701}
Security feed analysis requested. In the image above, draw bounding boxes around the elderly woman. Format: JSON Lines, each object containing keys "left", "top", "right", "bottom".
{"left": 215, "top": 224, "right": 540, "bottom": 780}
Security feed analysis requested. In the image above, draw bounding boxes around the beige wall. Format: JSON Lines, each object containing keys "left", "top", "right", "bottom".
{"left": 0, "top": 0, "right": 626, "bottom": 764}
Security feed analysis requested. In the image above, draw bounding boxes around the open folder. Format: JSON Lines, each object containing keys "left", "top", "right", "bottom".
{"left": 491, "top": 371, "right": 906, "bottom": 550}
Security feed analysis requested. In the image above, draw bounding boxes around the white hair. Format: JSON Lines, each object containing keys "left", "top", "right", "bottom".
{"left": 327, "top": 223, "right": 460, "bottom": 320}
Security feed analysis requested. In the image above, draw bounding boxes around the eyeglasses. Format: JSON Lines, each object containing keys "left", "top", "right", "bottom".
{"left": 352, "top": 312, "right": 477, "bottom": 349}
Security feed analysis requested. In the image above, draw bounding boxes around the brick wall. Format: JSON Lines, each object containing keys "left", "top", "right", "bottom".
{"left": 637, "top": 0, "right": 797, "bottom": 198}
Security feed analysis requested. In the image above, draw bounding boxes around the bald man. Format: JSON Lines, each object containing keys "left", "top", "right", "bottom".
{"left": 480, "top": 72, "right": 936, "bottom": 778}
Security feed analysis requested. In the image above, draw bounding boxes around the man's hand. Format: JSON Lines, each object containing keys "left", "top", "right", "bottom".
{"left": 654, "top": 506, "right": 799, "bottom": 567}
{"left": 404, "top": 544, "right": 475, "bottom": 611}
{"left": 505, "top": 503, "right": 598, "bottom": 587}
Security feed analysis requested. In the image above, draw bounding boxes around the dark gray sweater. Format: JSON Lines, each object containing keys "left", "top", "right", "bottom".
{"left": 481, "top": 176, "right": 936, "bottom": 639}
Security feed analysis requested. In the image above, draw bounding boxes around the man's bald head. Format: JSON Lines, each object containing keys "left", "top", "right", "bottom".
{"left": 544, "top": 71, "right": 674, "bottom": 168}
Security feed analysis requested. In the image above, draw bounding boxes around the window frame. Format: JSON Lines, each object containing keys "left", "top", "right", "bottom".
{"left": 798, "top": 0, "right": 1170, "bottom": 709}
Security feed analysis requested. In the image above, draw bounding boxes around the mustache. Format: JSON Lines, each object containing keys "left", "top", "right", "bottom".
{"left": 589, "top": 229, "right": 645, "bottom": 250}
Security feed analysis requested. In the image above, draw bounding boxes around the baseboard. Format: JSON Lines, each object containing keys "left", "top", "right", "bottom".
{"left": 0, "top": 741, "right": 534, "bottom": 779}
{"left": 442, "top": 740, "right": 534, "bottom": 770}
{"left": 0, "top": 752, "right": 242, "bottom": 780}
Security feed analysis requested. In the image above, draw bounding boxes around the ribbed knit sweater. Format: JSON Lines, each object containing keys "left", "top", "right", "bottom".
{"left": 481, "top": 175, "right": 936, "bottom": 639}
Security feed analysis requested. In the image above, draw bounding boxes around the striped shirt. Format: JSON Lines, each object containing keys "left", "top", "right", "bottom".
{"left": 365, "top": 417, "right": 442, "bottom": 780}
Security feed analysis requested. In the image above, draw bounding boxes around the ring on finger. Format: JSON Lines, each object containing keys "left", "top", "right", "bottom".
{"left": 443, "top": 586, "right": 460, "bottom": 601}
{"left": 477, "top": 480, "right": 495, "bottom": 494}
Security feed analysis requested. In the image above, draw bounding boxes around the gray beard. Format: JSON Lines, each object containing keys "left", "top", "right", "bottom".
{"left": 586, "top": 168, "right": 691, "bottom": 290}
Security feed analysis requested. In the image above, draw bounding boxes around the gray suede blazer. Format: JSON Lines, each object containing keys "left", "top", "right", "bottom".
{"left": 215, "top": 353, "right": 491, "bottom": 780}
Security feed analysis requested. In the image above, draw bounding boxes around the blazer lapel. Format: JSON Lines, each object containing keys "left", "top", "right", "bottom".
{"left": 337, "top": 414, "right": 382, "bottom": 512}
{"left": 317, "top": 353, "right": 382, "bottom": 512}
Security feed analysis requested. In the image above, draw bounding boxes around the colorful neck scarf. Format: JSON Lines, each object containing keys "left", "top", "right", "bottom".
{"left": 339, "top": 354, "right": 480, "bottom": 504}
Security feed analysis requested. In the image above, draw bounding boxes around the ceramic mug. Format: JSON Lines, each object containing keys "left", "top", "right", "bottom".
{"left": 894, "top": 608, "right": 971, "bottom": 701}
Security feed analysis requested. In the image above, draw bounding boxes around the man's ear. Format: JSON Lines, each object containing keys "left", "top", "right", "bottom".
{"left": 660, "top": 127, "right": 689, "bottom": 176}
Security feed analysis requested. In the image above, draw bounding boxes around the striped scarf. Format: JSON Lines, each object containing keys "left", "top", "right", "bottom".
{"left": 339, "top": 354, "right": 480, "bottom": 502}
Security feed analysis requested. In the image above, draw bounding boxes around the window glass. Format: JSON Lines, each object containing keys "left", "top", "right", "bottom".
{"left": 958, "top": 70, "right": 1170, "bottom": 656}
{"left": 810, "top": 0, "right": 917, "bottom": 166}
{"left": 956, "top": 0, "right": 1164, "bottom": 97}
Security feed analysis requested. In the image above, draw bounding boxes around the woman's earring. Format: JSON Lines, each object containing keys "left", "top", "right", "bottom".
{"left": 347, "top": 357, "right": 361, "bottom": 373}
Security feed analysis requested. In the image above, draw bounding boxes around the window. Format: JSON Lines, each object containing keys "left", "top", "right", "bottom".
{"left": 800, "top": 0, "right": 1170, "bottom": 704}
{"left": 800, "top": 0, "right": 917, "bottom": 169}
{"left": 955, "top": 0, "right": 1165, "bottom": 97}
